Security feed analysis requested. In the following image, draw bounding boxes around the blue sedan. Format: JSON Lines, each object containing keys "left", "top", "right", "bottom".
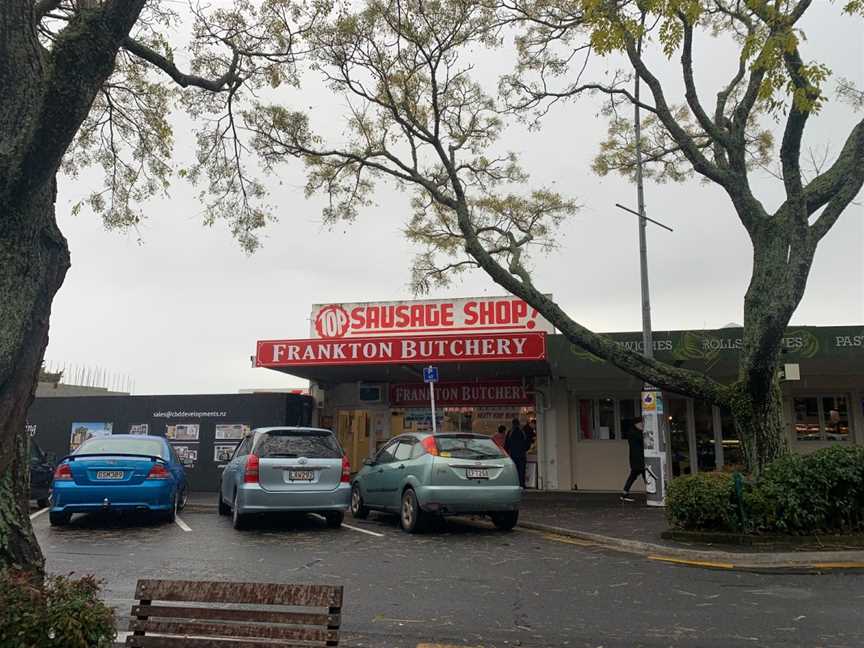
{"left": 50, "top": 435, "right": 188, "bottom": 526}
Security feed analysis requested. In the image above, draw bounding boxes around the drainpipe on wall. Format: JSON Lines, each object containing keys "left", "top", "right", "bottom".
{"left": 310, "top": 381, "right": 325, "bottom": 428}
{"left": 534, "top": 385, "right": 551, "bottom": 491}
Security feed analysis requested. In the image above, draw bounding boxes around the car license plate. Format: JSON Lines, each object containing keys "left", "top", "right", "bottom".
{"left": 288, "top": 470, "right": 315, "bottom": 481}
{"left": 466, "top": 468, "right": 489, "bottom": 480}
{"left": 95, "top": 471, "right": 124, "bottom": 480}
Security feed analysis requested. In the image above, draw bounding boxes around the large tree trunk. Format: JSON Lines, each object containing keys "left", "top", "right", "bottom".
{"left": 1, "top": 0, "right": 146, "bottom": 575}
{"left": 730, "top": 217, "right": 814, "bottom": 474}
{"left": 729, "top": 376, "right": 787, "bottom": 476}
{"left": 0, "top": 179, "right": 70, "bottom": 574}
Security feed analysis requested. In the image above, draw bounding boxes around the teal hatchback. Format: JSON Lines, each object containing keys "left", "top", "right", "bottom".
{"left": 350, "top": 433, "right": 521, "bottom": 533}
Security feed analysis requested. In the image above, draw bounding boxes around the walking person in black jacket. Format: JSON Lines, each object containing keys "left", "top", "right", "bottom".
{"left": 621, "top": 417, "right": 647, "bottom": 502}
{"left": 505, "top": 418, "right": 529, "bottom": 488}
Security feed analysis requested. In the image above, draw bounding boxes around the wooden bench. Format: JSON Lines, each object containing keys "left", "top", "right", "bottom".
{"left": 126, "top": 579, "right": 343, "bottom": 647}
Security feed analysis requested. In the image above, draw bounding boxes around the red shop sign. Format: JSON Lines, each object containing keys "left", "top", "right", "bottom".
{"left": 256, "top": 332, "right": 547, "bottom": 367}
{"left": 390, "top": 381, "right": 534, "bottom": 407}
{"left": 310, "top": 296, "right": 554, "bottom": 339}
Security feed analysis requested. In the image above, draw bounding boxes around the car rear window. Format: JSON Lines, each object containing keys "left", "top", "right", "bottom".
{"left": 254, "top": 430, "right": 342, "bottom": 459}
{"left": 30, "top": 442, "right": 45, "bottom": 462}
{"left": 435, "top": 435, "right": 506, "bottom": 459}
{"left": 75, "top": 437, "right": 167, "bottom": 459}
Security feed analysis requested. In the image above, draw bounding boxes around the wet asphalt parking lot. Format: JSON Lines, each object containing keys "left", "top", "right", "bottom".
{"left": 31, "top": 505, "right": 864, "bottom": 648}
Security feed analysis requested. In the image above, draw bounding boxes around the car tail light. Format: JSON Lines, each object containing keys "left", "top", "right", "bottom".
{"left": 53, "top": 463, "right": 72, "bottom": 481}
{"left": 243, "top": 453, "right": 260, "bottom": 484}
{"left": 146, "top": 463, "right": 171, "bottom": 480}
{"left": 341, "top": 455, "right": 351, "bottom": 483}
{"left": 421, "top": 436, "right": 439, "bottom": 456}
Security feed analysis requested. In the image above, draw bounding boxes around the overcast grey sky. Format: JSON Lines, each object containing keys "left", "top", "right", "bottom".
{"left": 44, "top": 2, "right": 863, "bottom": 395}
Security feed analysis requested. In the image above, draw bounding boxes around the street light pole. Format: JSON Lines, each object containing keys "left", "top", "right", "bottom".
{"left": 631, "top": 13, "right": 667, "bottom": 507}
{"left": 634, "top": 68, "right": 653, "bottom": 363}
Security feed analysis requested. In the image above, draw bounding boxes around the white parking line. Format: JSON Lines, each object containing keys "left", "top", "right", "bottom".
{"left": 310, "top": 513, "right": 385, "bottom": 537}
{"left": 342, "top": 522, "right": 385, "bottom": 537}
{"left": 30, "top": 507, "right": 49, "bottom": 520}
{"left": 175, "top": 515, "right": 192, "bottom": 532}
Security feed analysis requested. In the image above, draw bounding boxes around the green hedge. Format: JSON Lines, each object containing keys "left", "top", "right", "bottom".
{"left": 0, "top": 571, "right": 115, "bottom": 648}
{"left": 666, "top": 472, "right": 739, "bottom": 531}
{"left": 667, "top": 446, "right": 864, "bottom": 534}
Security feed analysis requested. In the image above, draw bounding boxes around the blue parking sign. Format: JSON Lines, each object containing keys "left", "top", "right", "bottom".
{"left": 423, "top": 366, "right": 439, "bottom": 383}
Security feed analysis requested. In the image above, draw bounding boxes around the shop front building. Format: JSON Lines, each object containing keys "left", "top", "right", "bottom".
{"left": 257, "top": 296, "right": 553, "bottom": 486}
{"left": 257, "top": 299, "right": 863, "bottom": 492}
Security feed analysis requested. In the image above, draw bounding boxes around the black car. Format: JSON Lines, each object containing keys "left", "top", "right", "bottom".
{"left": 30, "top": 439, "right": 55, "bottom": 508}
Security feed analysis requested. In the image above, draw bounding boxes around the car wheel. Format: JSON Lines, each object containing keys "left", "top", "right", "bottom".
{"left": 325, "top": 511, "right": 344, "bottom": 529}
{"left": 400, "top": 488, "right": 425, "bottom": 534}
{"left": 491, "top": 510, "right": 519, "bottom": 531}
{"left": 177, "top": 487, "right": 188, "bottom": 512}
{"left": 218, "top": 485, "right": 231, "bottom": 516}
{"left": 350, "top": 485, "right": 370, "bottom": 519}
{"left": 49, "top": 511, "right": 71, "bottom": 527}
{"left": 232, "top": 493, "right": 246, "bottom": 530}
{"left": 36, "top": 498, "right": 50, "bottom": 509}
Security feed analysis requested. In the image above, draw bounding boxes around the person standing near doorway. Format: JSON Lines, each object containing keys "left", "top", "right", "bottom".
{"left": 492, "top": 425, "right": 508, "bottom": 453}
{"left": 506, "top": 418, "right": 529, "bottom": 488}
{"left": 621, "top": 416, "right": 647, "bottom": 502}
{"left": 523, "top": 419, "right": 537, "bottom": 452}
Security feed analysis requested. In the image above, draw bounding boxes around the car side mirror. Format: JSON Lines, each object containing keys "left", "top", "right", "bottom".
{"left": 363, "top": 457, "right": 375, "bottom": 467}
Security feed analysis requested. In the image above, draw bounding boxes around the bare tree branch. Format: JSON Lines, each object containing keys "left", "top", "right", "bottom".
{"left": 122, "top": 37, "right": 240, "bottom": 91}
{"left": 808, "top": 118, "right": 864, "bottom": 240}
{"left": 680, "top": 15, "right": 731, "bottom": 152}
{"left": 779, "top": 46, "right": 820, "bottom": 205}
{"left": 622, "top": 35, "right": 735, "bottom": 191}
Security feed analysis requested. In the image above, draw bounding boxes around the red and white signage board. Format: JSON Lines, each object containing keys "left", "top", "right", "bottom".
{"left": 256, "top": 332, "right": 547, "bottom": 367}
{"left": 310, "top": 296, "right": 554, "bottom": 339}
{"left": 390, "top": 381, "right": 534, "bottom": 407}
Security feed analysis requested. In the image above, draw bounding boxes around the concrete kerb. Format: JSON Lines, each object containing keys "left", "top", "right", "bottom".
{"left": 517, "top": 520, "right": 864, "bottom": 574}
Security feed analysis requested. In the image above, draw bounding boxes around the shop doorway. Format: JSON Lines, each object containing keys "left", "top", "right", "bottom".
{"left": 336, "top": 410, "right": 371, "bottom": 469}
{"left": 667, "top": 397, "right": 692, "bottom": 477}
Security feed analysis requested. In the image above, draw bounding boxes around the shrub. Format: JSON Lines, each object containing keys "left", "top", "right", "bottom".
{"left": 755, "top": 445, "right": 864, "bottom": 534}
{"left": 666, "top": 446, "right": 864, "bottom": 535}
{"left": 666, "top": 472, "right": 740, "bottom": 531}
{"left": 0, "top": 570, "right": 115, "bottom": 648}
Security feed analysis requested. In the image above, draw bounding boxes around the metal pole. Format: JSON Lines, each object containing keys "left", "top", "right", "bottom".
{"left": 633, "top": 13, "right": 667, "bottom": 507}
{"left": 634, "top": 43, "right": 653, "bottom": 361}
{"left": 429, "top": 379, "right": 437, "bottom": 434}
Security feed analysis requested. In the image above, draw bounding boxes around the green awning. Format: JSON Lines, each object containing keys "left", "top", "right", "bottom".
{"left": 548, "top": 325, "right": 864, "bottom": 380}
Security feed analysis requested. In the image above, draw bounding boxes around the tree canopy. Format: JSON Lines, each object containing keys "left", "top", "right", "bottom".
{"left": 31, "top": 0, "right": 332, "bottom": 251}
{"left": 238, "top": 0, "right": 863, "bottom": 472}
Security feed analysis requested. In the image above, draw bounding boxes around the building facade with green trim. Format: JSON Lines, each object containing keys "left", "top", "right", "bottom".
{"left": 537, "top": 325, "right": 863, "bottom": 492}
{"left": 259, "top": 307, "right": 862, "bottom": 492}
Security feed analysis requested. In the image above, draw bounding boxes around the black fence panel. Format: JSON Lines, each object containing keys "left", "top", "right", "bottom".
{"left": 27, "top": 393, "right": 316, "bottom": 491}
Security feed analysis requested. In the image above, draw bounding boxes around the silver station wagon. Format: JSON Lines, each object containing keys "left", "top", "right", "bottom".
{"left": 350, "top": 432, "right": 521, "bottom": 533}
{"left": 218, "top": 427, "right": 351, "bottom": 530}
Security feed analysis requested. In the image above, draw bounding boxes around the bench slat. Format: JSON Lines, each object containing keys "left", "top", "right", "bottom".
{"left": 131, "top": 604, "right": 338, "bottom": 627}
{"left": 134, "top": 580, "right": 342, "bottom": 607}
{"left": 126, "top": 636, "right": 328, "bottom": 648}
{"left": 128, "top": 619, "right": 335, "bottom": 643}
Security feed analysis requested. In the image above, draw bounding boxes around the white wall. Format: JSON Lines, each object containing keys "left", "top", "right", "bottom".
{"left": 538, "top": 379, "right": 638, "bottom": 492}
{"left": 546, "top": 382, "right": 863, "bottom": 492}
{"left": 536, "top": 379, "right": 569, "bottom": 491}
